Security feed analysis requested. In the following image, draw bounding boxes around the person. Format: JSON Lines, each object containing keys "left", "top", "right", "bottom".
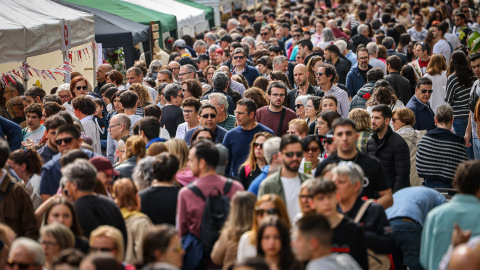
{"left": 416, "top": 105, "right": 469, "bottom": 188}
{"left": 0, "top": 116, "right": 22, "bottom": 151}
{"left": 22, "top": 104, "right": 45, "bottom": 145}
{"left": 138, "top": 117, "right": 166, "bottom": 149}
{"left": 80, "top": 253, "right": 121, "bottom": 270}
{"left": 304, "top": 96, "right": 321, "bottom": 128}
{"left": 346, "top": 47, "right": 372, "bottom": 97}
{"left": 408, "top": 14, "right": 429, "bottom": 42}
{"left": 4, "top": 80, "right": 25, "bottom": 119}
{"left": 237, "top": 194, "right": 291, "bottom": 261}
{"left": 7, "top": 148, "right": 43, "bottom": 209}
{"left": 293, "top": 214, "right": 362, "bottom": 270}
{"left": 238, "top": 132, "right": 273, "bottom": 190}
{"left": 384, "top": 55, "right": 411, "bottom": 105}
{"left": 323, "top": 44, "right": 351, "bottom": 85}
{"left": 256, "top": 82, "right": 297, "bottom": 136}
{"left": 94, "top": 64, "right": 114, "bottom": 94}
{"left": 382, "top": 37, "right": 408, "bottom": 66}
{"left": 258, "top": 135, "right": 310, "bottom": 222}
{"left": 125, "top": 67, "right": 157, "bottom": 101}
{"left": 211, "top": 191, "right": 257, "bottom": 270}
{"left": 385, "top": 187, "right": 446, "bottom": 270}
{"left": 164, "top": 139, "right": 192, "bottom": 187}
{"left": 119, "top": 91, "right": 142, "bottom": 132}
{"left": 175, "top": 97, "right": 201, "bottom": 140}
{"left": 468, "top": 52, "right": 480, "bottom": 160}
{"left": 306, "top": 178, "right": 368, "bottom": 269}
{"left": 139, "top": 152, "right": 180, "bottom": 226}
{"left": 114, "top": 136, "right": 146, "bottom": 180}
{"left": 299, "top": 135, "right": 322, "bottom": 175}
{"left": 350, "top": 68, "right": 386, "bottom": 110}
{"left": 89, "top": 225, "right": 134, "bottom": 269}
{"left": 178, "top": 64, "right": 196, "bottom": 83}
{"left": 201, "top": 70, "right": 236, "bottom": 115}
{"left": 208, "top": 93, "right": 236, "bottom": 131}
{"left": 105, "top": 70, "right": 124, "bottom": 90}
{"left": 348, "top": 108, "right": 373, "bottom": 153}
{"left": 223, "top": 98, "right": 274, "bottom": 177}
{"left": 366, "top": 42, "right": 386, "bottom": 75}
{"left": 184, "top": 104, "right": 228, "bottom": 146}
{"left": 106, "top": 114, "right": 131, "bottom": 163}
{"left": 160, "top": 83, "right": 185, "bottom": 138}
{"left": 432, "top": 21, "right": 452, "bottom": 64}
{"left": 231, "top": 48, "right": 260, "bottom": 87}
{"left": 51, "top": 248, "right": 85, "bottom": 270}
{"left": 411, "top": 42, "right": 431, "bottom": 80}
{"left": 63, "top": 77, "right": 90, "bottom": 116}
{"left": 72, "top": 96, "right": 101, "bottom": 154}
{"left": 24, "top": 87, "right": 46, "bottom": 107}
{"left": 423, "top": 54, "right": 448, "bottom": 113}
{"left": 139, "top": 224, "right": 184, "bottom": 270}
{"left": 7, "top": 237, "right": 45, "bottom": 270}
{"left": 316, "top": 63, "right": 350, "bottom": 118}
{"left": 406, "top": 77, "right": 436, "bottom": 131}
{"left": 143, "top": 104, "right": 170, "bottom": 141}
{"left": 287, "top": 119, "right": 309, "bottom": 139}
{"left": 315, "top": 118, "right": 393, "bottom": 209}
{"left": 40, "top": 223, "right": 75, "bottom": 269}
{"left": 420, "top": 160, "right": 480, "bottom": 270}
{"left": 366, "top": 105, "right": 410, "bottom": 192}
{"left": 112, "top": 178, "right": 153, "bottom": 264}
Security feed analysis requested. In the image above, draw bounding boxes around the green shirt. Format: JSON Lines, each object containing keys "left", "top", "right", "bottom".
{"left": 217, "top": 114, "right": 236, "bottom": 131}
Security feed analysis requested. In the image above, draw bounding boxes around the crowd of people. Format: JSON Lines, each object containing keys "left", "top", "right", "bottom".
{"left": 2, "top": 0, "right": 480, "bottom": 269}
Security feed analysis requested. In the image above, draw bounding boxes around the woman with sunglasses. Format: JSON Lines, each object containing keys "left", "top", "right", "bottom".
{"left": 237, "top": 194, "right": 291, "bottom": 262}
{"left": 89, "top": 226, "right": 135, "bottom": 270}
{"left": 40, "top": 223, "right": 75, "bottom": 269}
{"left": 299, "top": 135, "right": 322, "bottom": 176}
{"left": 63, "top": 76, "right": 91, "bottom": 117}
{"left": 294, "top": 95, "right": 309, "bottom": 120}
{"left": 139, "top": 224, "right": 184, "bottom": 270}
{"left": 239, "top": 132, "right": 274, "bottom": 190}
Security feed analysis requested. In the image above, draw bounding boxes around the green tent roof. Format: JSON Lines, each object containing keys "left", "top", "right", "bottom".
{"left": 175, "top": 0, "right": 214, "bottom": 23}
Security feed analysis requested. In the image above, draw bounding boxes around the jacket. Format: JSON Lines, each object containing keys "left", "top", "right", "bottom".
{"left": 406, "top": 95, "right": 436, "bottom": 131}
{"left": 386, "top": 49, "right": 408, "bottom": 66}
{"left": 352, "top": 34, "right": 371, "bottom": 52}
{"left": 114, "top": 155, "right": 137, "bottom": 180}
{"left": 350, "top": 81, "right": 376, "bottom": 110}
{"left": 395, "top": 126, "right": 426, "bottom": 187}
{"left": 231, "top": 65, "right": 261, "bottom": 87}
{"left": 211, "top": 229, "right": 239, "bottom": 270}
{"left": 366, "top": 126, "right": 410, "bottom": 192}
{"left": 384, "top": 72, "right": 412, "bottom": 105}
{"left": 122, "top": 208, "right": 153, "bottom": 264}
{"left": 0, "top": 116, "right": 21, "bottom": 151}
{"left": 346, "top": 64, "right": 372, "bottom": 97}
{"left": 257, "top": 170, "right": 310, "bottom": 203}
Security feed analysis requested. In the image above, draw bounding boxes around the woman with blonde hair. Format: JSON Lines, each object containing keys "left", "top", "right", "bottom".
{"left": 128, "top": 83, "right": 153, "bottom": 116}
{"left": 423, "top": 54, "right": 447, "bottom": 113}
{"left": 164, "top": 139, "right": 193, "bottom": 187}
{"left": 211, "top": 191, "right": 257, "bottom": 269}
{"left": 40, "top": 223, "right": 75, "bottom": 269}
{"left": 237, "top": 194, "right": 291, "bottom": 262}
{"left": 287, "top": 119, "right": 309, "bottom": 139}
{"left": 89, "top": 225, "right": 135, "bottom": 269}
{"left": 114, "top": 135, "right": 146, "bottom": 179}
{"left": 238, "top": 132, "right": 274, "bottom": 189}
{"left": 349, "top": 108, "right": 373, "bottom": 153}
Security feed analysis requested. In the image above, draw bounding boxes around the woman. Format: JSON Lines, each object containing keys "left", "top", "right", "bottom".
{"left": 318, "top": 28, "right": 336, "bottom": 49}
{"left": 321, "top": 95, "right": 338, "bottom": 112}
{"left": 269, "top": 71, "right": 292, "bottom": 90}
{"left": 233, "top": 74, "right": 249, "bottom": 90}
{"left": 299, "top": 135, "right": 322, "bottom": 175}
{"left": 106, "top": 70, "right": 125, "bottom": 90}
{"left": 211, "top": 192, "right": 257, "bottom": 270}
{"left": 446, "top": 51, "right": 475, "bottom": 157}
{"left": 294, "top": 95, "right": 309, "bottom": 120}
{"left": 89, "top": 226, "right": 135, "bottom": 270}
{"left": 190, "top": 127, "right": 215, "bottom": 144}
{"left": 316, "top": 111, "right": 340, "bottom": 136}
{"left": 114, "top": 135, "right": 146, "bottom": 180}
{"left": 392, "top": 108, "right": 426, "bottom": 186}
{"left": 401, "top": 65, "right": 417, "bottom": 98}
{"left": 424, "top": 54, "right": 448, "bottom": 113}
{"left": 204, "top": 65, "right": 217, "bottom": 87}
{"left": 108, "top": 90, "right": 126, "bottom": 120}
{"left": 163, "top": 139, "right": 192, "bottom": 187}
{"left": 64, "top": 76, "right": 90, "bottom": 116}
{"left": 287, "top": 119, "right": 309, "bottom": 139}
{"left": 396, "top": 7, "right": 410, "bottom": 29}
{"left": 40, "top": 223, "right": 75, "bottom": 269}
{"left": 305, "top": 96, "right": 321, "bottom": 127}
{"left": 252, "top": 76, "right": 269, "bottom": 92}
{"left": 306, "top": 56, "right": 324, "bottom": 86}
{"left": 237, "top": 194, "right": 291, "bottom": 262}
{"left": 377, "top": 45, "right": 388, "bottom": 63}
{"left": 56, "top": 83, "right": 73, "bottom": 105}
{"left": 349, "top": 108, "right": 374, "bottom": 153}
{"left": 244, "top": 88, "right": 269, "bottom": 109}
{"left": 7, "top": 148, "right": 43, "bottom": 209}
{"left": 256, "top": 216, "right": 302, "bottom": 270}
{"left": 182, "top": 79, "right": 203, "bottom": 99}
{"left": 295, "top": 180, "right": 314, "bottom": 223}
{"left": 311, "top": 20, "right": 325, "bottom": 47}
{"left": 112, "top": 178, "right": 153, "bottom": 264}
{"left": 42, "top": 102, "right": 65, "bottom": 121}
{"left": 139, "top": 225, "right": 184, "bottom": 270}
{"left": 129, "top": 83, "right": 153, "bottom": 116}
{"left": 366, "top": 84, "right": 404, "bottom": 115}
{"left": 256, "top": 56, "right": 272, "bottom": 78}
{"left": 80, "top": 253, "right": 121, "bottom": 270}
{"left": 139, "top": 153, "right": 180, "bottom": 226}
{"left": 175, "top": 98, "right": 200, "bottom": 140}
{"left": 239, "top": 132, "right": 274, "bottom": 190}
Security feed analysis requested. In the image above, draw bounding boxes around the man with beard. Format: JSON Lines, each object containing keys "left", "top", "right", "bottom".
{"left": 288, "top": 64, "right": 324, "bottom": 110}
{"left": 432, "top": 21, "right": 452, "bottom": 64}
{"left": 346, "top": 47, "right": 373, "bottom": 97}
{"left": 324, "top": 44, "right": 351, "bottom": 86}
{"left": 256, "top": 82, "right": 297, "bottom": 136}
{"left": 258, "top": 135, "right": 311, "bottom": 222}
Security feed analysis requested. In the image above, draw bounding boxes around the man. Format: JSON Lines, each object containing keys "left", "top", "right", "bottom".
{"left": 408, "top": 14, "right": 429, "bottom": 42}
{"left": 323, "top": 44, "right": 351, "bottom": 86}
{"left": 406, "top": 77, "right": 436, "bottom": 131}
{"left": 160, "top": 84, "right": 185, "bottom": 138}
{"left": 37, "top": 115, "right": 65, "bottom": 164}
{"left": 337, "top": 7, "right": 351, "bottom": 29}
{"left": 177, "top": 140, "right": 244, "bottom": 237}
{"left": 316, "top": 63, "right": 350, "bottom": 118}
{"left": 272, "top": 55, "right": 289, "bottom": 74}
{"left": 416, "top": 105, "right": 469, "bottom": 188}
{"left": 420, "top": 161, "right": 480, "bottom": 270}
{"left": 411, "top": 42, "right": 431, "bottom": 79}
{"left": 254, "top": 11, "right": 265, "bottom": 24}
{"left": 382, "top": 37, "right": 408, "bottom": 66}
{"left": 193, "top": 40, "right": 207, "bottom": 56}
{"left": 126, "top": 67, "right": 158, "bottom": 101}
{"left": 366, "top": 42, "right": 386, "bottom": 75}
{"left": 223, "top": 98, "right": 274, "bottom": 177}
{"left": 453, "top": 13, "right": 468, "bottom": 36}
{"left": 178, "top": 64, "right": 196, "bottom": 83}
{"left": 351, "top": 24, "right": 371, "bottom": 53}
{"left": 208, "top": 45, "right": 221, "bottom": 66}
{"left": 0, "top": 140, "right": 38, "bottom": 239}
{"left": 448, "top": 244, "right": 480, "bottom": 270}
{"left": 202, "top": 70, "right": 236, "bottom": 115}
{"left": 432, "top": 21, "right": 453, "bottom": 64}
{"left": 326, "top": 20, "right": 349, "bottom": 40}
{"left": 297, "top": 38, "right": 321, "bottom": 68}
{"left": 231, "top": 48, "right": 260, "bottom": 87}
{"left": 385, "top": 55, "right": 411, "bottom": 105}
{"left": 138, "top": 116, "right": 165, "bottom": 148}
{"left": 196, "top": 54, "right": 209, "bottom": 77}
{"left": 173, "top": 39, "right": 192, "bottom": 57}
{"left": 346, "top": 47, "right": 372, "bottom": 97}
{"left": 467, "top": 52, "right": 480, "bottom": 160}
{"left": 8, "top": 238, "right": 44, "bottom": 269}
{"left": 216, "top": 66, "right": 244, "bottom": 103}
{"left": 241, "top": 36, "right": 256, "bottom": 57}
{"left": 3, "top": 80, "right": 24, "bottom": 119}
{"left": 204, "top": 33, "right": 217, "bottom": 49}
{"left": 24, "top": 87, "right": 46, "bottom": 107}
{"left": 385, "top": 187, "right": 446, "bottom": 270}
{"left": 258, "top": 135, "right": 310, "bottom": 222}
{"left": 350, "top": 69, "right": 385, "bottom": 110}
{"left": 63, "top": 159, "right": 127, "bottom": 241}
{"left": 334, "top": 39, "right": 357, "bottom": 66}
{"left": 248, "top": 137, "right": 282, "bottom": 194}
{"left": 22, "top": 104, "right": 45, "bottom": 145}
{"left": 90, "top": 156, "right": 120, "bottom": 194}
{"left": 218, "top": 34, "right": 232, "bottom": 50}
{"left": 0, "top": 116, "right": 22, "bottom": 151}
{"left": 260, "top": 25, "right": 273, "bottom": 42}
{"left": 293, "top": 214, "right": 363, "bottom": 270}
{"left": 168, "top": 61, "right": 181, "bottom": 81}
{"left": 157, "top": 69, "right": 174, "bottom": 84}
{"left": 72, "top": 96, "right": 101, "bottom": 154}
{"left": 94, "top": 63, "right": 113, "bottom": 94}
{"left": 367, "top": 105, "right": 410, "bottom": 192}
{"left": 315, "top": 118, "right": 393, "bottom": 209}
{"left": 208, "top": 93, "right": 236, "bottom": 131}
{"left": 256, "top": 82, "right": 297, "bottom": 136}
{"left": 119, "top": 91, "right": 141, "bottom": 131}
{"left": 176, "top": 97, "right": 201, "bottom": 140}
{"left": 40, "top": 124, "right": 96, "bottom": 201}
{"left": 184, "top": 104, "right": 227, "bottom": 146}
{"left": 227, "top": 18, "right": 240, "bottom": 31}
{"left": 266, "top": 13, "right": 276, "bottom": 24}
{"left": 288, "top": 64, "right": 324, "bottom": 111}
{"left": 106, "top": 113, "right": 131, "bottom": 163}
{"left": 239, "top": 14, "right": 250, "bottom": 28}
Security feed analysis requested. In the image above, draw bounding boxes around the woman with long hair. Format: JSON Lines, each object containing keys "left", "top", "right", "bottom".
{"left": 114, "top": 135, "right": 146, "bottom": 179}
{"left": 424, "top": 54, "right": 448, "bottom": 113}
{"left": 128, "top": 83, "right": 153, "bottom": 116}
{"left": 306, "top": 56, "right": 324, "bottom": 86}
{"left": 106, "top": 70, "right": 125, "bottom": 90}
{"left": 165, "top": 139, "right": 193, "bottom": 187}
{"left": 316, "top": 110, "right": 340, "bottom": 136}
{"left": 211, "top": 192, "right": 257, "bottom": 270}
{"left": 64, "top": 76, "right": 90, "bottom": 116}
{"left": 299, "top": 135, "right": 322, "bottom": 175}
{"left": 401, "top": 65, "right": 417, "bottom": 98}
{"left": 238, "top": 132, "right": 274, "bottom": 189}
{"left": 140, "top": 225, "right": 184, "bottom": 270}
{"left": 366, "top": 84, "right": 404, "bottom": 115}
{"left": 269, "top": 71, "right": 292, "bottom": 90}
{"left": 40, "top": 223, "right": 75, "bottom": 269}
{"left": 305, "top": 96, "right": 322, "bottom": 132}
{"left": 318, "top": 28, "right": 336, "bottom": 49}
{"left": 252, "top": 76, "right": 269, "bottom": 92}
{"left": 204, "top": 65, "right": 217, "bottom": 87}
{"left": 445, "top": 50, "right": 476, "bottom": 158}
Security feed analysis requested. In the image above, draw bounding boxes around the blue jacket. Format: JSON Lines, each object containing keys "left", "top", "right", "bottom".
{"left": 406, "top": 95, "right": 436, "bottom": 131}
{"left": 232, "top": 65, "right": 261, "bottom": 87}
{"left": 0, "top": 116, "right": 21, "bottom": 151}
{"left": 247, "top": 165, "right": 270, "bottom": 196}
{"left": 345, "top": 64, "right": 372, "bottom": 97}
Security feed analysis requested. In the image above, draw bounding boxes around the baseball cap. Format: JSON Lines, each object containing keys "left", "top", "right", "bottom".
{"left": 90, "top": 156, "right": 121, "bottom": 177}
{"left": 218, "top": 34, "right": 233, "bottom": 43}
{"left": 196, "top": 53, "right": 209, "bottom": 62}
{"left": 173, "top": 39, "right": 187, "bottom": 48}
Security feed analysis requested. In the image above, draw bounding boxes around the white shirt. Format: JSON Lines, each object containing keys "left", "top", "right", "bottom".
{"left": 23, "top": 125, "right": 46, "bottom": 144}
{"left": 433, "top": 39, "right": 452, "bottom": 65}
{"left": 237, "top": 232, "right": 257, "bottom": 262}
{"left": 80, "top": 115, "right": 101, "bottom": 154}
{"left": 424, "top": 70, "right": 448, "bottom": 113}
{"left": 175, "top": 122, "right": 199, "bottom": 140}
{"left": 407, "top": 27, "right": 428, "bottom": 42}
{"left": 280, "top": 175, "right": 302, "bottom": 223}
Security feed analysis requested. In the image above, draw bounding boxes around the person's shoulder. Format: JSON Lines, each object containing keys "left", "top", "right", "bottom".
{"left": 256, "top": 106, "right": 268, "bottom": 113}
{"left": 256, "top": 123, "right": 274, "bottom": 133}
{"left": 42, "top": 153, "right": 61, "bottom": 169}
{"left": 285, "top": 107, "right": 296, "bottom": 115}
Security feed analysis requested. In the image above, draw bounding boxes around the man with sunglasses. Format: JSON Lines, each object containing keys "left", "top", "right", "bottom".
{"left": 406, "top": 77, "right": 436, "bottom": 131}
{"left": 7, "top": 238, "right": 44, "bottom": 270}
{"left": 258, "top": 135, "right": 310, "bottom": 222}
{"left": 231, "top": 48, "right": 260, "bottom": 87}
{"left": 184, "top": 104, "right": 227, "bottom": 146}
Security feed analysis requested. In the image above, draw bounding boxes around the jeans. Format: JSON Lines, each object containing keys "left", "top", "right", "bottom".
{"left": 390, "top": 218, "right": 424, "bottom": 270}
{"left": 424, "top": 179, "right": 453, "bottom": 189}
{"left": 473, "top": 138, "right": 480, "bottom": 160}
{"left": 453, "top": 118, "right": 474, "bottom": 159}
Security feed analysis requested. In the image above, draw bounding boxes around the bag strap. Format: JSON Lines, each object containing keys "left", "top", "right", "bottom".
{"left": 354, "top": 199, "right": 374, "bottom": 223}
{"left": 412, "top": 130, "right": 418, "bottom": 145}
{"left": 0, "top": 182, "right": 14, "bottom": 205}
{"left": 187, "top": 183, "right": 206, "bottom": 201}
{"left": 223, "top": 178, "right": 233, "bottom": 194}
{"left": 276, "top": 107, "right": 286, "bottom": 136}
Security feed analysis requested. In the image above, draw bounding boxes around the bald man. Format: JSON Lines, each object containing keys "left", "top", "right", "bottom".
{"left": 95, "top": 63, "right": 113, "bottom": 94}
{"left": 448, "top": 244, "right": 480, "bottom": 270}
{"left": 287, "top": 64, "right": 324, "bottom": 110}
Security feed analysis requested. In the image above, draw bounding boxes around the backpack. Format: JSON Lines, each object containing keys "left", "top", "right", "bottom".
{"left": 187, "top": 179, "right": 233, "bottom": 257}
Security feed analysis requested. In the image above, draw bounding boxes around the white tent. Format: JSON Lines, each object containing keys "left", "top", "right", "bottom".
{"left": 190, "top": 0, "right": 234, "bottom": 26}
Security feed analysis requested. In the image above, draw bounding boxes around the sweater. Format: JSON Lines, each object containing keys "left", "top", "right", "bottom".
{"left": 255, "top": 106, "right": 297, "bottom": 136}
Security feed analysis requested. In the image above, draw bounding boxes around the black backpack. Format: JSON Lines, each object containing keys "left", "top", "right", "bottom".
{"left": 187, "top": 179, "right": 233, "bottom": 256}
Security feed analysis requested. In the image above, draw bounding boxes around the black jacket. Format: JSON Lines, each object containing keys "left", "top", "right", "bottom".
{"left": 384, "top": 72, "right": 411, "bottom": 106}
{"left": 114, "top": 155, "right": 137, "bottom": 180}
{"left": 350, "top": 81, "right": 376, "bottom": 110}
{"left": 287, "top": 84, "right": 324, "bottom": 111}
{"left": 366, "top": 126, "right": 410, "bottom": 192}
{"left": 352, "top": 34, "right": 371, "bottom": 53}
{"left": 328, "top": 57, "right": 351, "bottom": 85}
{"left": 386, "top": 49, "right": 408, "bottom": 66}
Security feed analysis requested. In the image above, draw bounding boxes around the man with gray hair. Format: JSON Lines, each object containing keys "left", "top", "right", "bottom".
{"left": 334, "top": 39, "right": 357, "bottom": 66}
{"left": 106, "top": 113, "right": 131, "bottom": 162}
{"left": 178, "top": 64, "right": 196, "bottom": 83}
{"left": 231, "top": 48, "right": 260, "bottom": 87}
{"left": 272, "top": 55, "right": 289, "bottom": 74}
{"left": 366, "top": 42, "right": 386, "bottom": 75}
{"left": 63, "top": 159, "right": 127, "bottom": 240}
{"left": 247, "top": 137, "right": 283, "bottom": 195}
{"left": 241, "top": 36, "right": 256, "bottom": 56}
{"left": 193, "top": 40, "right": 206, "bottom": 55}
{"left": 227, "top": 18, "right": 240, "bottom": 31}
{"left": 8, "top": 237, "right": 44, "bottom": 269}
{"left": 208, "top": 93, "right": 236, "bottom": 131}
{"left": 208, "top": 44, "right": 221, "bottom": 65}
{"left": 201, "top": 71, "right": 235, "bottom": 115}
{"left": 351, "top": 24, "right": 370, "bottom": 52}
{"left": 204, "top": 33, "right": 217, "bottom": 49}
{"left": 160, "top": 84, "right": 185, "bottom": 137}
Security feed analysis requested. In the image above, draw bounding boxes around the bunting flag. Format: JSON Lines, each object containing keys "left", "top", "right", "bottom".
{"left": 66, "top": 42, "right": 96, "bottom": 63}
{"left": 0, "top": 60, "right": 75, "bottom": 87}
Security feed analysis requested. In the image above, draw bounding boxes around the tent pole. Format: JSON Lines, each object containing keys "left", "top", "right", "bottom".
{"left": 23, "top": 58, "right": 28, "bottom": 89}
{"left": 93, "top": 44, "right": 97, "bottom": 87}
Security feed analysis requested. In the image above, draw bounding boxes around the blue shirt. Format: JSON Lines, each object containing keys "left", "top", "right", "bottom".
{"left": 146, "top": 137, "right": 166, "bottom": 149}
{"left": 231, "top": 65, "right": 261, "bottom": 87}
{"left": 247, "top": 165, "right": 270, "bottom": 195}
{"left": 406, "top": 95, "right": 436, "bottom": 131}
{"left": 345, "top": 51, "right": 358, "bottom": 66}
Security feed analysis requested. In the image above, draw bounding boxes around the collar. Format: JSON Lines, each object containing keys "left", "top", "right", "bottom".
{"left": 413, "top": 95, "right": 430, "bottom": 109}
{"left": 232, "top": 65, "right": 246, "bottom": 74}
{"left": 147, "top": 137, "right": 166, "bottom": 148}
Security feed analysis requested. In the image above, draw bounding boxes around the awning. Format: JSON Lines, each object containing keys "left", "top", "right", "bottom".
{"left": 175, "top": 0, "right": 215, "bottom": 27}
{"left": 188, "top": 0, "right": 234, "bottom": 26}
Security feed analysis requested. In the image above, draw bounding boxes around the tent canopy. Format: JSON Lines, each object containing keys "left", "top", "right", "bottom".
{"left": 189, "top": 0, "right": 234, "bottom": 26}
{"left": 0, "top": 0, "right": 94, "bottom": 64}
{"left": 175, "top": 0, "right": 214, "bottom": 27}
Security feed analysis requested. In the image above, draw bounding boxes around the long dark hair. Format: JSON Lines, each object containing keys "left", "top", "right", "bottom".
{"left": 448, "top": 50, "right": 475, "bottom": 88}
{"left": 43, "top": 197, "right": 84, "bottom": 237}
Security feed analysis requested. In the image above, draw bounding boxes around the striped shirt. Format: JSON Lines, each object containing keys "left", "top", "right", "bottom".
{"left": 445, "top": 74, "right": 476, "bottom": 118}
{"left": 322, "top": 85, "right": 351, "bottom": 118}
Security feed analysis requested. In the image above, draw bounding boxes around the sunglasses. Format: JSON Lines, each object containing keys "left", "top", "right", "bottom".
{"left": 253, "top": 142, "right": 263, "bottom": 149}
{"left": 420, "top": 89, "right": 433, "bottom": 94}
{"left": 324, "top": 139, "right": 333, "bottom": 145}
{"left": 293, "top": 34, "right": 301, "bottom": 37}
{"left": 255, "top": 207, "right": 279, "bottom": 216}
{"left": 316, "top": 72, "right": 325, "bottom": 76}
{"left": 55, "top": 137, "right": 74, "bottom": 145}
{"left": 284, "top": 151, "right": 303, "bottom": 158}
{"left": 295, "top": 104, "right": 304, "bottom": 109}
{"left": 76, "top": 86, "right": 88, "bottom": 90}
{"left": 305, "top": 146, "right": 320, "bottom": 152}
{"left": 260, "top": 32, "right": 270, "bottom": 36}
{"left": 6, "top": 260, "right": 39, "bottom": 270}
{"left": 233, "top": 56, "right": 245, "bottom": 60}
{"left": 90, "top": 246, "right": 115, "bottom": 252}
{"left": 201, "top": 113, "right": 217, "bottom": 119}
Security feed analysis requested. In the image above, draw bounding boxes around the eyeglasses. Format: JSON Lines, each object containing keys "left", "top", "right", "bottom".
{"left": 255, "top": 207, "right": 279, "bottom": 216}
{"left": 260, "top": 32, "right": 270, "bottom": 36}
{"left": 234, "top": 110, "right": 248, "bottom": 115}
{"left": 6, "top": 259, "right": 40, "bottom": 270}
{"left": 253, "top": 142, "right": 263, "bottom": 149}
{"left": 108, "top": 124, "right": 122, "bottom": 130}
{"left": 316, "top": 72, "right": 325, "bottom": 76}
{"left": 299, "top": 194, "right": 311, "bottom": 200}
{"left": 305, "top": 146, "right": 320, "bottom": 152}
{"left": 392, "top": 118, "right": 399, "bottom": 122}
{"left": 197, "top": 136, "right": 213, "bottom": 141}
{"left": 55, "top": 137, "right": 74, "bottom": 145}
{"left": 200, "top": 113, "right": 217, "bottom": 119}
{"left": 284, "top": 151, "right": 303, "bottom": 158}
{"left": 420, "top": 89, "right": 433, "bottom": 94}
{"left": 233, "top": 56, "right": 245, "bottom": 60}
{"left": 293, "top": 34, "right": 301, "bottom": 37}
{"left": 358, "top": 57, "right": 369, "bottom": 60}
{"left": 90, "top": 246, "right": 115, "bottom": 252}
{"left": 295, "top": 104, "right": 304, "bottom": 109}
{"left": 183, "top": 109, "right": 195, "bottom": 114}
{"left": 179, "top": 72, "right": 192, "bottom": 77}
{"left": 271, "top": 93, "right": 286, "bottom": 98}
{"left": 75, "top": 86, "right": 88, "bottom": 91}
{"left": 40, "top": 240, "right": 59, "bottom": 247}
